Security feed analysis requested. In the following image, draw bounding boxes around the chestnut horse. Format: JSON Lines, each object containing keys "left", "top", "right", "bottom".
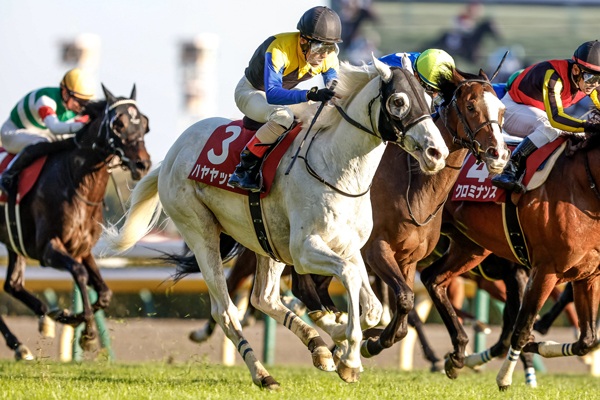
{"left": 421, "top": 111, "right": 600, "bottom": 390}
{"left": 0, "top": 85, "right": 151, "bottom": 357}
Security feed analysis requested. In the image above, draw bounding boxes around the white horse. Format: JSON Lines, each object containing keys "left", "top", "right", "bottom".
{"left": 103, "top": 57, "right": 449, "bottom": 389}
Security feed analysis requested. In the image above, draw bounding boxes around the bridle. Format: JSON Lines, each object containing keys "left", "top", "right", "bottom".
{"left": 440, "top": 79, "right": 502, "bottom": 164}
{"left": 302, "top": 69, "right": 434, "bottom": 197}
{"left": 70, "top": 98, "right": 143, "bottom": 207}
{"left": 74, "top": 99, "right": 141, "bottom": 168}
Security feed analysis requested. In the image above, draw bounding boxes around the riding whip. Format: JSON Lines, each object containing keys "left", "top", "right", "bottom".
{"left": 490, "top": 50, "right": 509, "bottom": 82}
{"left": 285, "top": 79, "right": 338, "bottom": 175}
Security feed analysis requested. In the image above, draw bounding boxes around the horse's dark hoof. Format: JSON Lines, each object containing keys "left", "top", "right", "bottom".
{"left": 499, "top": 385, "right": 510, "bottom": 391}
{"left": 80, "top": 333, "right": 99, "bottom": 352}
{"left": 259, "top": 376, "right": 280, "bottom": 391}
{"left": 14, "top": 344, "right": 34, "bottom": 361}
{"left": 444, "top": 357, "right": 460, "bottom": 379}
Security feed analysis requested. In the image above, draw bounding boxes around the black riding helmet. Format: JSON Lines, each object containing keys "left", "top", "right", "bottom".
{"left": 297, "top": 6, "right": 343, "bottom": 44}
{"left": 573, "top": 40, "right": 600, "bottom": 73}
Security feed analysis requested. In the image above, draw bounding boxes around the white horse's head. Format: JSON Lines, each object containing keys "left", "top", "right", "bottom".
{"left": 371, "top": 55, "right": 448, "bottom": 173}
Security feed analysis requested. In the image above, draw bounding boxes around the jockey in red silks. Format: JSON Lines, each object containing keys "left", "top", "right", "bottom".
{"left": 492, "top": 41, "right": 600, "bottom": 193}
{"left": 228, "top": 6, "right": 342, "bottom": 192}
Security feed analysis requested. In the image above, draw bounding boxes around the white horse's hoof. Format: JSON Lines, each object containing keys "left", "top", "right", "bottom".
{"left": 337, "top": 360, "right": 360, "bottom": 383}
{"left": 15, "top": 344, "right": 34, "bottom": 361}
{"left": 39, "top": 315, "right": 55, "bottom": 338}
{"left": 334, "top": 312, "right": 348, "bottom": 325}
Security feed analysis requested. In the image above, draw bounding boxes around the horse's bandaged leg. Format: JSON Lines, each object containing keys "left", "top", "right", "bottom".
{"left": 525, "top": 367, "right": 537, "bottom": 388}
{"left": 496, "top": 347, "right": 520, "bottom": 389}
{"left": 465, "top": 348, "right": 494, "bottom": 368}
{"left": 537, "top": 341, "right": 573, "bottom": 358}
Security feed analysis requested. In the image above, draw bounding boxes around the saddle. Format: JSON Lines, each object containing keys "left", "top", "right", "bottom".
{"left": 0, "top": 149, "right": 47, "bottom": 204}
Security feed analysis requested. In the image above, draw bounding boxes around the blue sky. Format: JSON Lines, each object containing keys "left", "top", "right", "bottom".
{"left": 0, "top": 0, "right": 326, "bottom": 162}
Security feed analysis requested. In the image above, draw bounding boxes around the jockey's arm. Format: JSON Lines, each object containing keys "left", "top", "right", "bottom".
{"left": 36, "top": 96, "right": 85, "bottom": 135}
{"left": 264, "top": 50, "right": 309, "bottom": 106}
{"left": 542, "top": 72, "right": 586, "bottom": 133}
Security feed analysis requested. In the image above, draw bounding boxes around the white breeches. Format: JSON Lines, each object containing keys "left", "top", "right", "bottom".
{"left": 501, "top": 93, "right": 564, "bottom": 148}
{"left": 1, "top": 119, "right": 54, "bottom": 154}
{"left": 234, "top": 76, "right": 296, "bottom": 129}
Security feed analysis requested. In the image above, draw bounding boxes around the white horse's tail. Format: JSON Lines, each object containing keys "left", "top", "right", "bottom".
{"left": 102, "top": 166, "right": 163, "bottom": 254}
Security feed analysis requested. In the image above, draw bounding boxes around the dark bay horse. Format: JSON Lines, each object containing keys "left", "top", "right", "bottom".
{"left": 420, "top": 113, "right": 600, "bottom": 390}
{"left": 0, "top": 85, "right": 151, "bottom": 357}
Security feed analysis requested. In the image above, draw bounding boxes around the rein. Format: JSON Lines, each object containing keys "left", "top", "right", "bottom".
{"left": 69, "top": 99, "right": 139, "bottom": 207}
{"left": 405, "top": 153, "right": 447, "bottom": 226}
{"left": 440, "top": 79, "right": 502, "bottom": 163}
{"left": 299, "top": 73, "right": 434, "bottom": 198}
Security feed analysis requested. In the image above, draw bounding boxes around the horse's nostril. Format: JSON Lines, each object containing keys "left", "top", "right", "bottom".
{"left": 136, "top": 161, "right": 149, "bottom": 171}
{"left": 427, "top": 147, "right": 441, "bottom": 161}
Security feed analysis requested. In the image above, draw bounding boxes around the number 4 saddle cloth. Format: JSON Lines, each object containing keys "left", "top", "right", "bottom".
{"left": 188, "top": 119, "right": 303, "bottom": 198}
{"left": 451, "top": 137, "right": 566, "bottom": 203}
{"left": 0, "top": 148, "right": 47, "bottom": 205}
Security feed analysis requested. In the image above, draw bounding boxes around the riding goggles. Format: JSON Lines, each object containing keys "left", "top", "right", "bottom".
{"left": 582, "top": 72, "right": 600, "bottom": 85}
{"left": 310, "top": 41, "right": 339, "bottom": 55}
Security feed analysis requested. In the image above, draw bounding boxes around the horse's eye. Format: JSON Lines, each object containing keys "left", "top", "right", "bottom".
{"left": 467, "top": 105, "right": 475, "bottom": 112}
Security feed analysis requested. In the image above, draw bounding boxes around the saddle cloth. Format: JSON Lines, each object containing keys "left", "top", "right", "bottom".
{"left": 451, "top": 137, "right": 566, "bottom": 203}
{"left": 188, "top": 120, "right": 303, "bottom": 198}
{"left": 0, "top": 148, "right": 47, "bottom": 205}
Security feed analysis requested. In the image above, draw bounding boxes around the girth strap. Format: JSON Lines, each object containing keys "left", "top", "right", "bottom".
{"left": 501, "top": 200, "right": 531, "bottom": 269}
{"left": 248, "top": 191, "right": 283, "bottom": 263}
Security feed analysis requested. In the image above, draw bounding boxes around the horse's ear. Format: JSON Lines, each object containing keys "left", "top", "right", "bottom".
{"left": 102, "top": 84, "right": 117, "bottom": 104}
{"left": 372, "top": 53, "right": 393, "bottom": 83}
{"left": 452, "top": 68, "right": 465, "bottom": 85}
{"left": 130, "top": 84, "right": 137, "bottom": 101}
{"left": 479, "top": 69, "right": 490, "bottom": 82}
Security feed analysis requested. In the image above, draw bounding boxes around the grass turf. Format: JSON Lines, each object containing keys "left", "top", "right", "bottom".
{"left": 1, "top": 360, "right": 599, "bottom": 400}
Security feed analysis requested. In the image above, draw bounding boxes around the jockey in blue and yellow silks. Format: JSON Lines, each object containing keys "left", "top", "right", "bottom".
{"left": 228, "top": 6, "right": 343, "bottom": 192}
{"left": 492, "top": 41, "right": 600, "bottom": 193}
{"left": 0, "top": 68, "right": 94, "bottom": 195}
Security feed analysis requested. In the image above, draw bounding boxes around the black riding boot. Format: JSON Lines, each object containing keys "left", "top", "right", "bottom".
{"left": 491, "top": 137, "right": 539, "bottom": 193}
{"left": 0, "top": 139, "right": 76, "bottom": 195}
{"left": 227, "top": 147, "right": 265, "bottom": 192}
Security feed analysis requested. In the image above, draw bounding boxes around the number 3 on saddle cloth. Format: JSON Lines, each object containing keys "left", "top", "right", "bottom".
{"left": 0, "top": 148, "right": 47, "bottom": 204}
{"left": 452, "top": 137, "right": 567, "bottom": 204}
{"left": 188, "top": 118, "right": 303, "bottom": 198}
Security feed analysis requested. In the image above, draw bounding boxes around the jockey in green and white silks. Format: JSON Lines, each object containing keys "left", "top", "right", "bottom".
{"left": 227, "top": 6, "right": 343, "bottom": 193}
{"left": 0, "top": 68, "right": 95, "bottom": 195}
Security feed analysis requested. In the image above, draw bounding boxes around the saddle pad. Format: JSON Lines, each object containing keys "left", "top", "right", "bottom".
{"left": 451, "top": 137, "right": 566, "bottom": 203}
{"left": 188, "top": 120, "right": 303, "bottom": 198}
{"left": 0, "top": 148, "right": 47, "bottom": 205}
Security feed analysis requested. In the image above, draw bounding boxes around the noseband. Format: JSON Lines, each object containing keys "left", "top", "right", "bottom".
{"left": 441, "top": 79, "right": 502, "bottom": 163}
{"left": 334, "top": 68, "right": 433, "bottom": 147}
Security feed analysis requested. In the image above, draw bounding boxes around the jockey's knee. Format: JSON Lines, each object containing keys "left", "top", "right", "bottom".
{"left": 269, "top": 107, "right": 294, "bottom": 130}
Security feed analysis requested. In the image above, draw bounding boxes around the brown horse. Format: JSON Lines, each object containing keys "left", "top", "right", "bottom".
{"left": 420, "top": 112, "right": 600, "bottom": 390}
{"left": 0, "top": 85, "right": 151, "bottom": 355}
{"left": 336, "top": 68, "right": 509, "bottom": 359}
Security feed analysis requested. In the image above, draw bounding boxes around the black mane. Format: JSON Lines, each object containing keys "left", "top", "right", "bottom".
{"left": 82, "top": 100, "right": 108, "bottom": 120}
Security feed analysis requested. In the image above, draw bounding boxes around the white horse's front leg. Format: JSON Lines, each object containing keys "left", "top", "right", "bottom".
{"left": 296, "top": 236, "right": 382, "bottom": 383}
{"left": 251, "top": 255, "right": 335, "bottom": 372}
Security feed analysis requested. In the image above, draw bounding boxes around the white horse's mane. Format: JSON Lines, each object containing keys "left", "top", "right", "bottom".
{"left": 294, "top": 62, "right": 379, "bottom": 132}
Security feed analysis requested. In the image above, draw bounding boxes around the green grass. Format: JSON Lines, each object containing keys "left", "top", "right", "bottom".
{"left": 1, "top": 360, "right": 600, "bottom": 399}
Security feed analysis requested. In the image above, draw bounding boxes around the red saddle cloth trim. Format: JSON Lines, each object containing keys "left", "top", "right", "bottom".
{"left": 188, "top": 120, "right": 303, "bottom": 198}
{"left": 0, "top": 148, "right": 47, "bottom": 204}
{"left": 451, "top": 137, "right": 565, "bottom": 203}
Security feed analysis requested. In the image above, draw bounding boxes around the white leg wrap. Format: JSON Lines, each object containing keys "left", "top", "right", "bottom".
{"left": 525, "top": 367, "right": 537, "bottom": 388}
{"left": 496, "top": 347, "right": 520, "bottom": 388}
{"left": 538, "top": 341, "right": 574, "bottom": 358}
{"left": 465, "top": 348, "right": 493, "bottom": 369}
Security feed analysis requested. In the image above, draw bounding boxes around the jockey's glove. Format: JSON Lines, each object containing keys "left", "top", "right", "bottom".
{"left": 582, "top": 121, "right": 600, "bottom": 134}
{"left": 306, "top": 87, "right": 336, "bottom": 103}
